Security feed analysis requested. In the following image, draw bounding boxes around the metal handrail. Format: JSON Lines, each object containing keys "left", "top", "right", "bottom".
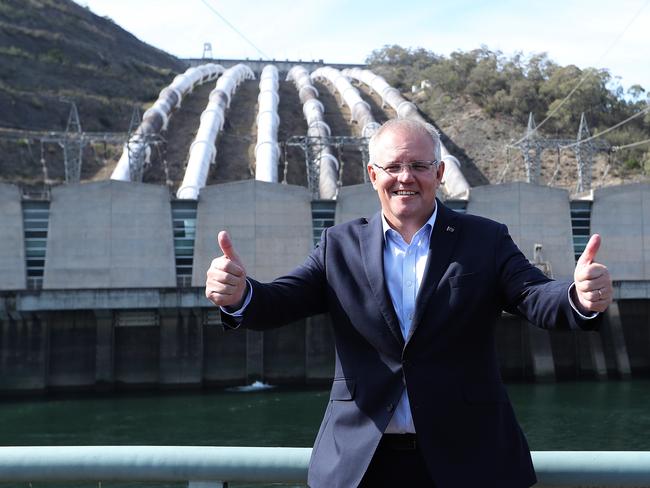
{"left": 0, "top": 446, "right": 649, "bottom": 487}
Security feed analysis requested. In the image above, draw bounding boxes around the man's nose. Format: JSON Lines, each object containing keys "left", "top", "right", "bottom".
{"left": 397, "top": 166, "right": 416, "bottom": 181}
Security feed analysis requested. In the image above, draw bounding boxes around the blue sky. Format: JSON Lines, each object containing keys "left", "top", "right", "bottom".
{"left": 75, "top": 0, "right": 649, "bottom": 93}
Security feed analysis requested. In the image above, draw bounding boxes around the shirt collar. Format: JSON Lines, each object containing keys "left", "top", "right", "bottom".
{"left": 381, "top": 201, "right": 438, "bottom": 242}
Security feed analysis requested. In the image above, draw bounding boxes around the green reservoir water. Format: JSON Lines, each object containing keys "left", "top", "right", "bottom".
{"left": 1, "top": 380, "right": 649, "bottom": 486}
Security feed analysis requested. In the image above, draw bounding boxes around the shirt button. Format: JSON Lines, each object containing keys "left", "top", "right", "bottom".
{"left": 408, "top": 313, "right": 414, "bottom": 320}
{"left": 406, "top": 280, "right": 413, "bottom": 287}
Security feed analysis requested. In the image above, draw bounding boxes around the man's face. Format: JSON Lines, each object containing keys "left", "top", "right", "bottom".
{"left": 367, "top": 127, "right": 444, "bottom": 235}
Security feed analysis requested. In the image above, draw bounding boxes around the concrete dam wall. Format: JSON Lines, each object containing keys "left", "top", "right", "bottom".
{"left": 1, "top": 180, "right": 649, "bottom": 393}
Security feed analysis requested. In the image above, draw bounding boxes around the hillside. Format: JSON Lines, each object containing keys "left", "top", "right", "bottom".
{"left": 0, "top": 0, "right": 185, "bottom": 131}
{"left": 369, "top": 46, "right": 650, "bottom": 191}
{"left": 0, "top": 2, "right": 647, "bottom": 194}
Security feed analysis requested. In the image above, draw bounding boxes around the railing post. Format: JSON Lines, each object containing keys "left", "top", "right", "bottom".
{"left": 188, "top": 481, "right": 227, "bottom": 488}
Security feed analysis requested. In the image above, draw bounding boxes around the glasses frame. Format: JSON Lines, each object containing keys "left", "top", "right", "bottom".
{"left": 372, "top": 160, "right": 440, "bottom": 176}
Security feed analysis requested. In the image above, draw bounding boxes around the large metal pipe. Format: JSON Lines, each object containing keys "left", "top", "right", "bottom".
{"left": 111, "top": 64, "right": 224, "bottom": 181}
{"left": 310, "top": 66, "right": 380, "bottom": 138}
{"left": 176, "top": 64, "right": 255, "bottom": 200}
{"left": 342, "top": 68, "right": 470, "bottom": 198}
{"left": 255, "top": 65, "right": 280, "bottom": 182}
{"left": 287, "top": 65, "right": 338, "bottom": 200}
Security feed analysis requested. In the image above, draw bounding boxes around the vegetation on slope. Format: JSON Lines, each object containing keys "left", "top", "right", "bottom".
{"left": 0, "top": 0, "right": 185, "bottom": 131}
{"left": 367, "top": 45, "right": 650, "bottom": 175}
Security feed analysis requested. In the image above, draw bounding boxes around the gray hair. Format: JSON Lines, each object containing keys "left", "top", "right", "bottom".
{"left": 368, "top": 118, "right": 442, "bottom": 164}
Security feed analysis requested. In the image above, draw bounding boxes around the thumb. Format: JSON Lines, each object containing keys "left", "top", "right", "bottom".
{"left": 577, "top": 234, "right": 601, "bottom": 266}
{"left": 217, "top": 230, "right": 242, "bottom": 264}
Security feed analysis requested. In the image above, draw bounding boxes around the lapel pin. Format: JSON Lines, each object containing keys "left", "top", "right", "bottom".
{"left": 446, "top": 226, "right": 455, "bottom": 233}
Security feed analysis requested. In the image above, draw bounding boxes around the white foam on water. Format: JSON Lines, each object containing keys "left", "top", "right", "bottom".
{"left": 227, "top": 380, "right": 275, "bottom": 392}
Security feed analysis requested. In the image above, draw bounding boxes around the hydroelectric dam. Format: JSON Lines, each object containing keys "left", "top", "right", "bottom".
{"left": 0, "top": 60, "right": 648, "bottom": 394}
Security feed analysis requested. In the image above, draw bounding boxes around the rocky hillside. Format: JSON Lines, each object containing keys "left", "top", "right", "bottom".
{"left": 1, "top": 2, "right": 647, "bottom": 194}
{"left": 0, "top": 0, "right": 186, "bottom": 131}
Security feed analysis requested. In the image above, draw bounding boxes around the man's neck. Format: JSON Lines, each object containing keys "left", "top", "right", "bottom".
{"left": 384, "top": 204, "right": 437, "bottom": 245}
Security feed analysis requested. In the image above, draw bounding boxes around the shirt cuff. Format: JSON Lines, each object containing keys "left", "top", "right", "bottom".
{"left": 568, "top": 282, "right": 599, "bottom": 320}
{"left": 220, "top": 279, "right": 252, "bottom": 317}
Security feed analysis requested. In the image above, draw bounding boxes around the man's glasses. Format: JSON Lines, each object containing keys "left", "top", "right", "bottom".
{"left": 373, "top": 160, "right": 439, "bottom": 176}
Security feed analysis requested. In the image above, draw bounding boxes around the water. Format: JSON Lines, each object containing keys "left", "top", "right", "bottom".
{"left": 0, "top": 387, "right": 329, "bottom": 448}
{"left": 508, "top": 380, "right": 650, "bottom": 451}
{"left": 0, "top": 381, "right": 649, "bottom": 486}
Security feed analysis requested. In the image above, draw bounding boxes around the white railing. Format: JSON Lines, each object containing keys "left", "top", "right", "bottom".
{"left": 0, "top": 446, "right": 649, "bottom": 487}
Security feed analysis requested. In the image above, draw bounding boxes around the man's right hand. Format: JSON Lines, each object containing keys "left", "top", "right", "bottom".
{"left": 205, "top": 230, "right": 247, "bottom": 308}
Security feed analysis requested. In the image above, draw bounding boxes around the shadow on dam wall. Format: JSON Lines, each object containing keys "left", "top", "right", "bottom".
{"left": 0, "top": 304, "right": 647, "bottom": 395}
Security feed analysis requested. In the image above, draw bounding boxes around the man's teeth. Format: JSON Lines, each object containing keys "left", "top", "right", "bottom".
{"left": 395, "top": 191, "right": 416, "bottom": 195}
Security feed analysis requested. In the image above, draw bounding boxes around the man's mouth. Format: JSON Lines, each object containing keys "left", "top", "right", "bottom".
{"left": 393, "top": 190, "right": 416, "bottom": 196}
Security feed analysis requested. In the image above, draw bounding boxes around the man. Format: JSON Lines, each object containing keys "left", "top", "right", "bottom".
{"left": 205, "top": 118, "right": 612, "bottom": 487}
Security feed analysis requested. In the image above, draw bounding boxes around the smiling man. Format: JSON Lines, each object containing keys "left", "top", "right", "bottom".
{"left": 367, "top": 119, "right": 443, "bottom": 244}
{"left": 206, "top": 118, "right": 613, "bottom": 487}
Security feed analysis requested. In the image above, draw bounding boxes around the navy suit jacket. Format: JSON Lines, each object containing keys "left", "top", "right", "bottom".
{"left": 222, "top": 200, "right": 599, "bottom": 488}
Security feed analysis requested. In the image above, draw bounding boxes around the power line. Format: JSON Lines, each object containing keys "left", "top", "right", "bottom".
{"left": 199, "top": 0, "right": 270, "bottom": 60}
{"left": 560, "top": 104, "right": 650, "bottom": 149}
{"left": 513, "top": 0, "right": 650, "bottom": 145}
{"left": 613, "top": 137, "right": 650, "bottom": 151}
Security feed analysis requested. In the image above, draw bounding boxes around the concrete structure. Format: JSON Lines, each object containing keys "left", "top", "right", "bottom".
{"left": 335, "top": 183, "right": 379, "bottom": 224}
{"left": 591, "top": 183, "right": 650, "bottom": 281}
{"left": 0, "top": 184, "right": 26, "bottom": 291}
{"left": 467, "top": 182, "right": 575, "bottom": 278}
{"left": 43, "top": 181, "right": 176, "bottom": 289}
{"left": 591, "top": 183, "right": 650, "bottom": 376}
{"left": 193, "top": 180, "right": 321, "bottom": 383}
{"left": 1, "top": 180, "right": 650, "bottom": 393}
{"left": 468, "top": 182, "right": 605, "bottom": 381}
{"left": 193, "top": 180, "right": 312, "bottom": 284}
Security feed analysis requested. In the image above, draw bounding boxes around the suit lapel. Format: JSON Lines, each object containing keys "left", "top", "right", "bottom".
{"left": 406, "top": 200, "right": 460, "bottom": 344}
{"left": 360, "top": 213, "right": 405, "bottom": 348}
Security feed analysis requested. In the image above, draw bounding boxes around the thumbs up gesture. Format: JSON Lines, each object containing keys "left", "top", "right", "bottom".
{"left": 573, "top": 234, "right": 612, "bottom": 314}
{"left": 205, "top": 231, "right": 248, "bottom": 308}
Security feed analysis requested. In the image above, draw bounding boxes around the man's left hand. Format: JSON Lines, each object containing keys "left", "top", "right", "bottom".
{"left": 573, "top": 234, "right": 613, "bottom": 314}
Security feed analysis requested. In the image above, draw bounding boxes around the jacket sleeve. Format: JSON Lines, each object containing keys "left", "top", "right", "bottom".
{"left": 497, "top": 223, "right": 601, "bottom": 331}
{"left": 221, "top": 228, "right": 329, "bottom": 331}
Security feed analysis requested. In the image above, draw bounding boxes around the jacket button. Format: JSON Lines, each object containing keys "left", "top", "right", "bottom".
{"left": 387, "top": 403, "right": 395, "bottom": 412}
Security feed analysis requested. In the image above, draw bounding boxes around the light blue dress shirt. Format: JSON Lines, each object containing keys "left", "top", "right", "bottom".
{"left": 382, "top": 207, "right": 438, "bottom": 434}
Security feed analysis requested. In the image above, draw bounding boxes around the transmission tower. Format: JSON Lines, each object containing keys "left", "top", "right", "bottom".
{"left": 126, "top": 106, "right": 148, "bottom": 182}
{"left": 61, "top": 102, "right": 83, "bottom": 184}
{"left": 202, "top": 42, "right": 213, "bottom": 59}
{"left": 0, "top": 118, "right": 128, "bottom": 186}
{"left": 286, "top": 135, "right": 369, "bottom": 198}
{"left": 575, "top": 114, "right": 595, "bottom": 193}
{"left": 128, "top": 106, "right": 142, "bottom": 134}
{"left": 509, "top": 112, "right": 609, "bottom": 192}
{"left": 522, "top": 113, "right": 542, "bottom": 184}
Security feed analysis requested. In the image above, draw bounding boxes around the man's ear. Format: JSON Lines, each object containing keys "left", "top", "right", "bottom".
{"left": 436, "top": 161, "right": 445, "bottom": 182}
{"left": 367, "top": 164, "right": 378, "bottom": 189}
